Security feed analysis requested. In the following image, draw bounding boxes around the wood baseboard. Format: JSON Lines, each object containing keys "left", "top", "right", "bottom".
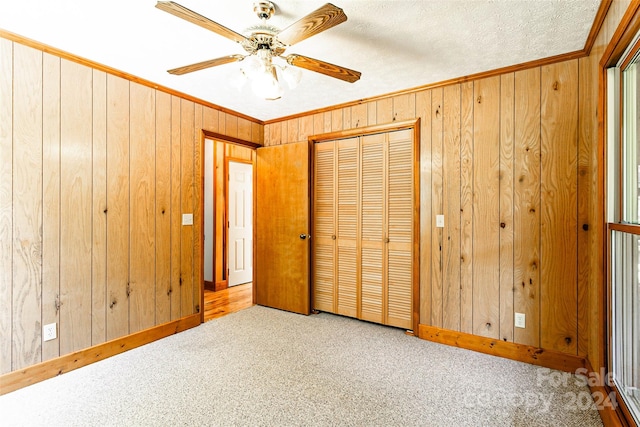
{"left": 215, "top": 280, "right": 228, "bottom": 291}
{"left": 0, "top": 314, "right": 201, "bottom": 395}
{"left": 418, "top": 324, "right": 586, "bottom": 373}
{"left": 204, "top": 280, "right": 215, "bottom": 291}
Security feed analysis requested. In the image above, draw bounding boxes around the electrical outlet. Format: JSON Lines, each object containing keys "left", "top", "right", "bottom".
{"left": 43, "top": 323, "right": 57, "bottom": 342}
{"left": 514, "top": 313, "right": 526, "bottom": 329}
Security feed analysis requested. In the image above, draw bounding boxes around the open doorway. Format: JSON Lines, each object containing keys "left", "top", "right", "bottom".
{"left": 203, "top": 137, "right": 256, "bottom": 321}
{"left": 227, "top": 160, "right": 253, "bottom": 286}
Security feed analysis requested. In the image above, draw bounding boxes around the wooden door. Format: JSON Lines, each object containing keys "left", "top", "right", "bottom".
{"left": 386, "top": 129, "right": 414, "bottom": 329}
{"left": 255, "top": 141, "right": 310, "bottom": 315}
{"left": 227, "top": 161, "right": 253, "bottom": 287}
{"left": 336, "top": 138, "right": 359, "bottom": 318}
{"left": 313, "top": 141, "right": 336, "bottom": 312}
{"left": 360, "top": 133, "right": 386, "bottom": 324}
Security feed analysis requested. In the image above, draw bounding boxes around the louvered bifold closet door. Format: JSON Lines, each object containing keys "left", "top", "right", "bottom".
{"left": 386, "top": 129, "right": 414, "bottom": 329}
{"left": 336, "top": 138, "right": 359, "bottom": 318}
{"left": 360, "top": 134, "right": 386, "bottom": 324}
{"left": 313, "top": 141, "right": 336, "bottom": 312}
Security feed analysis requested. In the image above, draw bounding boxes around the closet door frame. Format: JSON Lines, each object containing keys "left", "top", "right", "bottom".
{"left": 309, "top": 119, "right": 421, "bottom": 333}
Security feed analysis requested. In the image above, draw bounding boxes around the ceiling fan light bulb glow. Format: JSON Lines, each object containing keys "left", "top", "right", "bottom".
{"left": 242, "top": 55, "right": 264, "bottom": 78}
{"left": 251, "top": 66, "right": 282, "bottom": 100}
{"left": 282, "top": 66, "right": 302, "bottom": 89}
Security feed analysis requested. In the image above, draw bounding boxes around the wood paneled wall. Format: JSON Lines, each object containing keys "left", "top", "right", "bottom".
{"left": 0, "top": 38, "right": 263, "bottom": 374}
{"left": 264, "top": 61, "right": 595, "bottom": 357}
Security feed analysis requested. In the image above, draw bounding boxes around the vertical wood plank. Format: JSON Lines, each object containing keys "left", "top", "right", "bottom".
{"left": 287, "top": 118, "right": 300, "bottom": 142}
{"left": 0, "top": 38, "right": 12, "bottom": 374}
{"left": 263, "top": 124, "right": 272, "bottom": 146}
{"left": 331, "top": 109, "right": 343, "bottom": 132}
{"left": 577, "top": 57, "right": 594, "bottom": 357}
{"left": 155, "top": 91, "right": 172, "bottom": 325}
{"left": 442, "top": 84, "right": 461, "bottom": 331}
{"left": 180, "top": 100, "right": 195, "bottom": 315}
{"left": 251, "top": 122, "right": 263, "bottom": 144}
{"left": 323, "top": 111, "right": 332, "bottom": 133}
{"left": 106, "top": 74, "right": 130, "bottom": 340}
{"left": 217, "top": 111, "right": 226, "bottom": 135}
{"left": 540, "top": 60, "right": 578, "bottom": 354}
{"left": 299, "top": 115, "right": 314, "bottom": 141}
{"left": 351, "top": 104, "right": 367, "bottom": 128}
{"left": 430, "top": 88, "right": 443, "bottom": 328}
{"left": 472, "top": 76, "right": 501, "bottom": 339}
{"left": 342, "top": 107, "right": 351, "bottom": 130}
{"left": 513, "top": 67, "right": 541, "bottom": 347}
{"left": 129, "top": 82, "right": 156, "bottom": 333}
{"left": 377, "top": 98, "right": 393, "bottom": 124}
{"left": 91, "top": 70, "right": 108, "bottom": 346}
{"left": 193, "top": 104, "right": 203, "bottom": 314}
{"left": 170, "top": 96, "right": 182, "bottom": 320}
{"left": 60, "top": 60, "right": 93, "bottom": 355}
{"left": 313, "top": 113, "right": 324, "bottom": 135}
{"left": 367, "top": 102, "right": 377, "bottom": 127}
{"left": 12, "top": 45, "right": 43, "bottom": 370}
{"left": 499, "top": 73, "right": 515, "bottom": 342}
{"left": 393, "top": 93, "right": 416, "bottom": 122}
{"left": 416, "top": 90, "right": 432, "bottom": 326}
{"left": 270, "top": 121, "right": 282, "bottom": 145}
{"left": 42, "top": 53, "right": 61, "bottom": 361}
{"left": 202, "top": 107, "right": 219, "bottom": 133}
{"left": 227, "top": 143, "right": 253, "bottom": 161}
{"left": 582, "top": 52, "right": 601, "bottom": 363}
{"left": 460, "top": 81, "right": 474, "bottom": 334}
{"left": 224, "top": 113, "right": 237, "bottom": 138}
{"left": 237, "top": 117, "right": 251, "bottom": 141}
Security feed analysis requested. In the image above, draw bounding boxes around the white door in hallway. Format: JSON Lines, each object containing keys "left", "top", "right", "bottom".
{"left": 228, "top": 161, "right": 253, "bottom": 286}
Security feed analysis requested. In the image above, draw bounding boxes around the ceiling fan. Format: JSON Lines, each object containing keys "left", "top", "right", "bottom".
{"left": 156, "top": 1, "right": 361, "bottom": 99}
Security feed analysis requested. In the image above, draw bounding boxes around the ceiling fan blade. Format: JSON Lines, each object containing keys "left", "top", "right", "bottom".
{"left": 156, "top": 1, "right": 248, "bottom": 44}
{"left": 286, "top": 54, "right": 361, "bottom": 83}
{"left": 167, "top": 55, "right": 244, "bottom": 75}
{"left": 277, "top": 3, "right": 347, "bottom": 46}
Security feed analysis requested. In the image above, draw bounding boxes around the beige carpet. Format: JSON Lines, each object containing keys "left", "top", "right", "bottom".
{"left": 0, "top": 306, "right": 603, "bottom": 426}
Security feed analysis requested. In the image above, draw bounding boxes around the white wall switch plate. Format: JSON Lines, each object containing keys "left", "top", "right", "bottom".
{"left": 182, "top": 213, "right": 193, "bottom": 226}
{"left": 43, "top": 323, "right": 57, "bottom": 341}
{"left": 436, "top": 215, "right": 445, "bottom": 228}
{"left": 515, "top": 313, "right": 526, "bottom": 329}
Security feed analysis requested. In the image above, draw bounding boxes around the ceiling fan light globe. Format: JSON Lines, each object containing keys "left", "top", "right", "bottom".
{"left": 251, "top": 67, "right": 282, "bottom": 100}
{"left": 282, "top": 65, "right": 302, "bottom": 89}
{"left": 242, "top": 55, "right": 264, "bottom": 78}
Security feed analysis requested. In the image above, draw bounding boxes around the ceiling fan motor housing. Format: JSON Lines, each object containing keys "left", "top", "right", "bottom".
{"left": 254, "top": 2, "right": 275, "bottom": 20}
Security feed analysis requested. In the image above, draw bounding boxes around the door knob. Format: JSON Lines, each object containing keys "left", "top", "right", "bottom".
{"left": 300, "top": 234, "right": 308, "bottom": 240}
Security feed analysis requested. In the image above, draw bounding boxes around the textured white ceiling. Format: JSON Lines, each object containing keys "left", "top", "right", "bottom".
{"left": 0, "top": 0, "right": 600, "bottom": 121}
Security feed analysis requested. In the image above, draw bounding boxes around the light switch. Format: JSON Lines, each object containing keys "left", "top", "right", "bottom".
{"left": 182, "top": 213, "right": 193, "bottom": 226}
{"left": 436, "top": 215, "right": 444, "bottom": 228}
{"left": 515, "top": 313, "right": 526, "bottom": 328}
